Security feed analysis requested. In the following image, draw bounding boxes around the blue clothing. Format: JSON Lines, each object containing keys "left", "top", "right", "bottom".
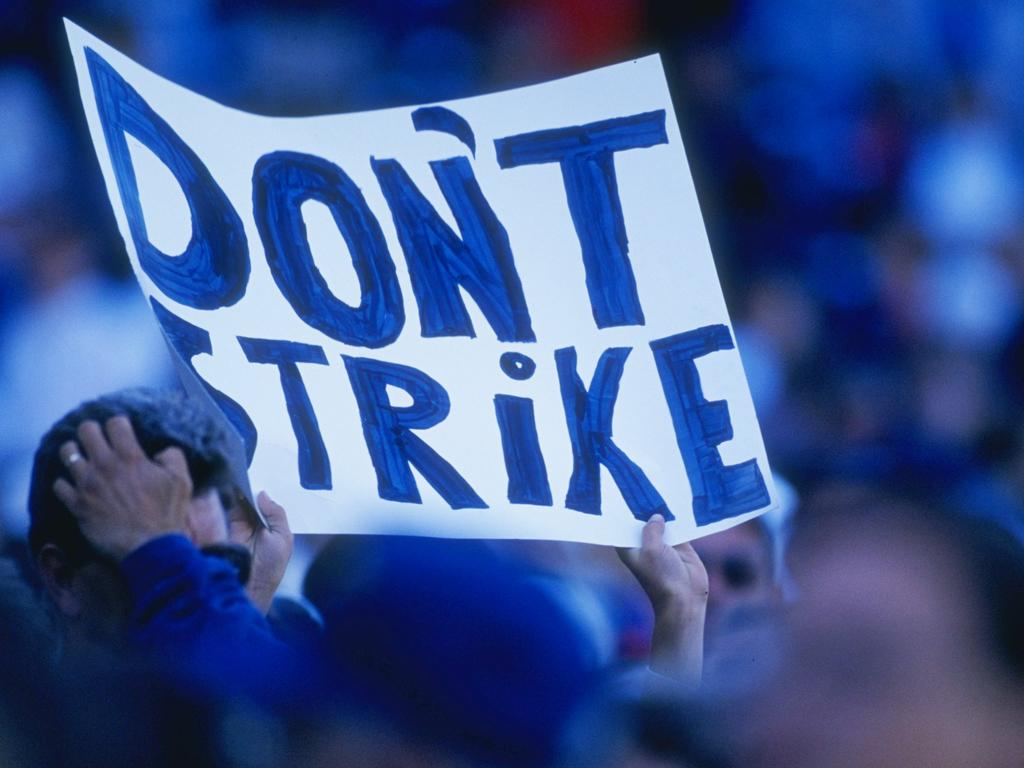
{"left": 120, "top": 535, "right": 319, "bottom": 704}
{"left": 122, "top": 534, "right": 274, "bottom": 653}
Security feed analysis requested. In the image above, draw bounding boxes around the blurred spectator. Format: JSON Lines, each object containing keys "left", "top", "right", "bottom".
{"left": 693, "top": 519, "right": 778, "bottom": 638}
{"left": 310, "top": 536, "right": 603, "bottom": 766}
{"left": 0, "top": 248, "right": 172, "bottom": 535}
{"left": 27, "top": 388, "right": 304, "bottom": 705}
{"left": 729, "top": 486, "right": 1024, "bottom": 768}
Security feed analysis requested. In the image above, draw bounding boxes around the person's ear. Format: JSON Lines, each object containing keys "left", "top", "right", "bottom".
{"left": 36, "top": 544, "right": 83, "bottom": 618}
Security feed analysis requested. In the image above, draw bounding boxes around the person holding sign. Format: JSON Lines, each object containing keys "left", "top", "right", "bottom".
{"left": 27, "top": 388, "right": 297, "bottom": 691}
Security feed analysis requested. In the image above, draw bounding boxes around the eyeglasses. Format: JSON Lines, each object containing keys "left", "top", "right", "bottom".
{"left": 702, "top": 556, "right": 760, "bottom": 591}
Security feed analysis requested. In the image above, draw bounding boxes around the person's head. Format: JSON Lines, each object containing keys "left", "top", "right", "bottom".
{"left": 314, "top": 536, "right": 601, "bottom": 767}
{"left": 28, "top": 388, "right": 235, "bottom": 643}
{"left": 692, "top": 518, "right": 779, "bottom": 632}
{"left": 736, "top": 488, "right": 1024, "bottom": 768}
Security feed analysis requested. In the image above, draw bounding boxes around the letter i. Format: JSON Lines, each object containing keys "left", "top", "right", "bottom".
{"left": 494, "top": 352, "right": 552, "bottom": 505}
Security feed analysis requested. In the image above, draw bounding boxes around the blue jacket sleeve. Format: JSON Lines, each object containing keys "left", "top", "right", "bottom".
{"left": 121, "top": 534, "right": 275, "bottom": 652}
{"left": 120, "top": 535, "right": 309, "bottom": 700}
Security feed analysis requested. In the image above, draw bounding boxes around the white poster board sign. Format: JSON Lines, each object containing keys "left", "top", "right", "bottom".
{"left": 66, "top": 20, "right": 777, "bottom": 545}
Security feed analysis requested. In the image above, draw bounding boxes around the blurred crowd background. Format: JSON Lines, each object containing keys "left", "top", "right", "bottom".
{"left": 2, "top": 2, "right": 1024, "bottom": 767}
{"left": 3, "top": 0, "right": 1024, "bottom": 538}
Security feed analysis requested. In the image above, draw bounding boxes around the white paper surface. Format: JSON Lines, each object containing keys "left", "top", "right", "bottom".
{"left": 66, "top": 20, "right": 777, "bottom": 545}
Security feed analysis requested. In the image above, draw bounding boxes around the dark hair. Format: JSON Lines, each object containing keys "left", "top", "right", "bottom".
{"left": 27, "top": 387, "right": 232, "bottom": 561}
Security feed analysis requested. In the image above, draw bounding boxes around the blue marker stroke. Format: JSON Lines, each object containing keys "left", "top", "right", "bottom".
{"left": 555, "top": 346, "right": 671, "bottom": 521}
{"left": 494, "top": 394, "right": 552, "bottom": 505}
{"left": 343, "top": 355, "right": 487, "bottom": 509}
{"left": 87, "top": 48, "right": 249, "bottom": 309}
{"left": 372, "top": 155, "right": 535, "bottom": 342}
{"left": 650, "top": 325, "right": 770, "bottom": 525}
{"left": 253, "top": 151, "right": 404, "bottom": 348}
{"left": 495, "top": 111, "right": 668, "bottom": 329}
{"left": 150, "top": 298, "right": 257, "bottom": 464}
{"left": 412, "top": 106, "right": 476, "bottom": 156}
{"left": 237, "top": 337, "right": 332, "bottom": 490}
